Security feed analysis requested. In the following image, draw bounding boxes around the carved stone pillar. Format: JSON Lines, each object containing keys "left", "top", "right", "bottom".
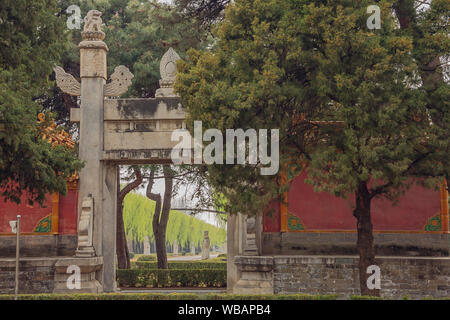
{"left": 173, "top": 239, "right": 179, "bottom": 256}
{"left": 75, "top": 196, "right": 95, "bottom": 257}
{"left": 243, "top": 216, "right": 258, "bottom": 256}
{"left": 201, "top": 231, "right": 210, "bottom": 260}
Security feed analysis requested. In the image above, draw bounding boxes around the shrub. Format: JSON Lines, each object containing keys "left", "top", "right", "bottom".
{"left": 0, "top": 293, "right": 341, "bottom": 300}
{"left": 136, "top": 255, "right": 156, "bottom": 262}
{"left": 129, "top": 252, "right": 135, "bottom": 259}
{"left": 203, "top": 294, "right": 339, "bottom": 300}
{"left": 117, "top": 269, "right": 226, "bottom": 288}
{"left": 134, "top": 261, "right": 226, "bottom": 270}
{"left": 0, "top": 293, "right": 198, "bottom": 300}
{"left": 350, "top": 295, "right": 386, "bottom": 300}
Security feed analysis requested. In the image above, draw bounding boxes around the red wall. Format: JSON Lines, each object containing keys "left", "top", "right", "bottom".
{"left": 0, "top": 189, "right": 78, "bottom": 235}
{"left": 264, "top": 170, "right": 442, "bottom": 232}
{"left": 58, "top": 190, "right": 78, "bottom": 234}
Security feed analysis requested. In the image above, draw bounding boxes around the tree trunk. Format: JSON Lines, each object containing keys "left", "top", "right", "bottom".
{"left": 147, "top": 165, "right": 174, "bottom": 269}
{"left": 116, "top": 167, "right": 143, "bottom": 269}
{"left": 353, "top": 182, "right": 380, "bottom": 297}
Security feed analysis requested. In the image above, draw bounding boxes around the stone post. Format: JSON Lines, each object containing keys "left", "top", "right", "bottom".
{"left": 173, "top": 239, "right": 179, "bottom": 256}
{"left": 201, "top": 231, "right": 210, "bottom": 260}
{"left": 76, "top": 11, "right": 117, "bottom": 292}
{"left": 243, "top": 216, "right": 258, "bottom": 256}
{"left": 143, "top": 236, "right": 151, "bottom": 255}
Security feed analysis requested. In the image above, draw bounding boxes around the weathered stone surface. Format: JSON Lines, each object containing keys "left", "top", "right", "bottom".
{"left": 234, "top": 256, "right": 274, "bottom": 294}
{"left": 75, "top": 196, "right": 95, "bottom": 257}
{"left": 231, "top": 254, "right": 450, "bottom": 298}
{"left": 143, "top": 236, "right": 151, "bottom": 255}
{"left": 53, "top": 257, "right": 103, "bottom": 294}
{"left": 263, "top": 232, "right": 450, "bottom": 256}
{"left": 201, "top": 231, "right": 210, "bottom": 260}
{"left": 173, "top": 240, "right": 179, "bottom": 256}
{"left": 270, "top": 255, "right": 450, "bottom": 299}
{"left": 104, "top": 65, "right": 134, "bottom": 97}
{"left": 0, "top": 235, "right": 77, "bottom": 258}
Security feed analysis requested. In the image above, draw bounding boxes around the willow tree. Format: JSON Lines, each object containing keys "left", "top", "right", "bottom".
{"left": 176, "top": 0, "right": 449, "bottom": 297}
{"left": 123, "top": 192, "right": 226, "bottom": 253}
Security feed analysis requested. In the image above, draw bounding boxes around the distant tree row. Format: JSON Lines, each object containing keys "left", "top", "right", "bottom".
{"left": 123, "top": 192, "right": 226, "bottom": 250}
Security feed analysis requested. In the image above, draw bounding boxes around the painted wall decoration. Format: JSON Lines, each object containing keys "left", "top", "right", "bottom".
{"left": 264, "top": 169, "right": 448, "bottom": 234}
{"left": 0, "top": 187, "right": 78, "bottom": 235}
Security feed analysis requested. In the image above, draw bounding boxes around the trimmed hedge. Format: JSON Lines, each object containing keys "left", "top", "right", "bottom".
{"left": 0, "top": 293, "right": 447, "bottom": 300}
{"left": 350, "top": 295, "right": 386, "bottom": 300}
{"left": 0, "top": 293, "right": 339, "bottom": 300}
{"left": 136, "top": 255, "right": 157, "bottom": 262}
{"left": 134, "top": 261, "right": 226, "bottom": 270}
{"left": 0, "top": 293, "right": 198, "bottom": 300}
{"left": 203, "top": 294, "right": 339, "bottom": 300}
{"left": 117, "top": 269, "right": 226, "bottom": 288}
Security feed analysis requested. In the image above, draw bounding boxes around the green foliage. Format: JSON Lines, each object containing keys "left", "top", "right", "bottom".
{"left": 117, "top": 269, "right": 227, "bottom": 288}
{"left": 123, "top": 192, "right": 226, "bottom": 248}
{"left": 299, "top": 0, "right": 448, "bottom": 201}
{"left": 134, "top": 261, "right": 226, "bottom": 270}
{"left": 350, "top": 295, "right": 387, "bottom": 300}
{"left": 175, "top": 0, "right": 322, "bottom": 215}
{"left": 136, "top": 255, "right": 157, "bottom": 262}
{"left": 0, "top": 293, "right": 342, "bottom": 300}
{"left": 0, "top": 293, "right": 198, "bottom": 300}
{"left": 202, "top": 294, "right": 340, "bottom": 300}
{"left": 175, "top": 0, "right": 449, "bottom": 216}
{"left": 0, "top": 0, "right": 83, "bottom": 205}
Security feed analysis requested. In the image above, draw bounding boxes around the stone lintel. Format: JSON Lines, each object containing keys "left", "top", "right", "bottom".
{"left": 104, "top": 97, "right": 185, "bottom": 121}
{"left": 102, "top": 149, "right": 191, "bottom": 164}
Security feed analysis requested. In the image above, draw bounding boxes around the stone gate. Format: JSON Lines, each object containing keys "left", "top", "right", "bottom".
{"left": 52, "top": 11, "right": 190, "bottom": 292}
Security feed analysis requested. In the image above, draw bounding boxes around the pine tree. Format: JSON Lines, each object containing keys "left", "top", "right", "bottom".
{"left": 0, "top": 0, "right": 82, "bottom": 205}
{"left": 176, "top": 0, "right": 449, "bottom": 296}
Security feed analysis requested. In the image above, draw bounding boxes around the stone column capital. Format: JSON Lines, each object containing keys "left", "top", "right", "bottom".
{"left": 78, "top": 38, "right": 108, "bottom": 80}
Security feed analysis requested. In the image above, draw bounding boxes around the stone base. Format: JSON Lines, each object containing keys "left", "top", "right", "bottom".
{"left": 75, "top": 247, "right": 96, "bottom": 258}
{"left": 233, "top": 256, "right": 274, "bottom": 294}
{"left": 0, "top": 257, "right": 59, "bottom": 294}
{"left": 0, "top": 256, "right": 104, "bottom": 294}
{"left": 53, "top": 256, "right": 103, "bottom": 294}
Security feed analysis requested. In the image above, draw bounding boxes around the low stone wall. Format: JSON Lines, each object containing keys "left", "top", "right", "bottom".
{"left": 0, "top": 256, "right": 103, "bottom": 294}
{"left": 263, "top": 232, "right": 449, "bottom": 256}
{"left": 0, "top": 235, "right": 77, "bottom": 258}
{"left": 233, "top": 255, "right": 450, "bottom": 299}
{"left": 0, "top": 257, "right": 58, "bottom": 294}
